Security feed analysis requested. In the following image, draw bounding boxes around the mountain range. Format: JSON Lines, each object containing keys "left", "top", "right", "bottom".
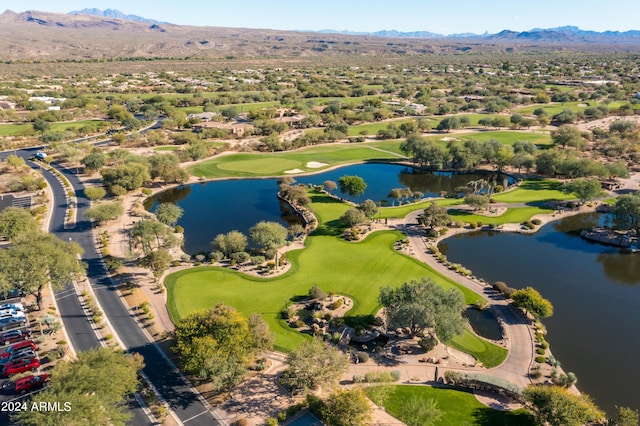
{"left": 1, "top": 8, "right": 640, "bottom": 62}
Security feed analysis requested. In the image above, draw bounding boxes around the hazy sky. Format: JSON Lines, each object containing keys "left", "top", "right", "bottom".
{"left": 2, "top": 0, "right": 639, "bottom": 34}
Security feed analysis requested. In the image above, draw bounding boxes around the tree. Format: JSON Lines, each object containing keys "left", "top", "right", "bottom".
{"left": 0, "top": 207, "right": 39, "bottom": 242}
{"left": 250, "top": 221, "right": 288, "bottom": 250}
{"left": 130, "top": 219, "right": 178, "bottom": 256}
{"left": 140, "top": 248, "right": 172, "bottom": 278}
{"left": 148, "top": 153, "right": 188, "bottom": 184}
{"left": 609, "top": 406, "right": 639, "bottom": 426}
{"left": 358, "top": 199, "right": 379, "bottom": 219}
{"left": 402, "top": 396, "right": 443, "bottom": 426}
{"left": 101, "top": 163, "right": 150, "bottom": 194}
{"left": 338, "top": 175, "right": 367, "bottom": 198}
{"left": 155, "top": 203, "right": 184, "bottom": 226}
{"left": 419, "top": 202, "right": 451, "bottom": 231}
{"left": 173, "top": 305, "right": 257, "bottom": 391}
{"left": 211, "top": 230, "right": 248, "bottom": 258}
{"left": 340, "top": 208, "right": 367, "bottom": 227}
{"left": 612, "top": 193, "right": 640, "bottom": 234}
{"left": 379, "top": 278, "right": 466, "bottom": 340}
{"left": 0, "top": 232, "right": 84, "bottom": 309}
{"left": 280, "top": 185, "right": 311, "bottom": 206}
{"left": 280, "top": 338, "right": 348, "bottom": 394}
{"left": 81, "top": 151, "right": 106, "bottom": 172}
{"left": 6, "top": 154, "right": 25, "bottom": 172}
{"left": 561, "top": 178, "right": 603, "bottom": 204}
{"left": 552, "top": 125, "right": 582, "bottom": 149}
{"left": 15, "top": 348, "right": 144, "bottom": 426}
{"left": 436, "top": 116, "right": 461, "bottom": 132}
{"left": 221, "top": 106, "right": 238, "bottom": 120}
{"left": 84, "top": 186, "right": 107, "bottom": 201}
{"left": 32, "top": 118, "right": 50, "bottom": 139}
{"left": 323, "top": 180, "right": 338, "bottom": 193}
{"left": 523, "top": 385, "right": 603, "bottom": 426}
{"left": 319, "top": 389, "right": 372, "bottom": 426}
{"left": 248, "top": 313, "right": 274, "bottom": 353}
{"left": 511, "top": 287, "right": 554, "bottom": 318}
{"left": 464, "top": 193, "right": 489, "bottom": 211}
{"left": 85, "top": 201, "right": 124, "bottom": 224}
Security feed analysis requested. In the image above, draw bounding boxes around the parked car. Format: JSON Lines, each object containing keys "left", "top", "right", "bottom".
{"left": 0, "top": 316, "right": 28, "bottom": 331}
{"left": 14, "top": 373, "right": 49, "bottom": 394}
{"left": 0, "top": 310, "right": 25, "bottom": 318}
{"left": 2, "top": 357, "right": 40, "bottom": 378}
{"left": 0, "top": 289, "right": 25, "bottom": 301}
{"left": 0, "top": 348, "right": 37, "bottom": 365}
{"left": 0, "top": 303, "right": 24, "bottom": 312}
{"left": 1, "top": 340, "right": 37, "bottom": 359}
{"left": 0, "top": 329, "right": 32, "bottom": 346}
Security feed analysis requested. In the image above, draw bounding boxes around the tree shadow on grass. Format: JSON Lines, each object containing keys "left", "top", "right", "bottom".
{"left": 311, "top": 219, "right": 344, "bottom": 237}
{"left": 472, "top": 407, "right": 536, "bottom": 426}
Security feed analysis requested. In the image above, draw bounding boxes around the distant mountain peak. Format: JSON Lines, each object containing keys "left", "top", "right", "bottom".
{"left": 68, "top": 8, "right": 168, "bottom": 25}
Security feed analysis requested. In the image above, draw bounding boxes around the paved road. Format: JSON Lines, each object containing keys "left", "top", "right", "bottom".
{"left": 401, "top": 210, "right": 535, "bottom": 388}
{"left": 0, "top": 147, "right": 151, "bottom": 426}
{"left": 57, "top": 158, "right": 224, "bottom": 425}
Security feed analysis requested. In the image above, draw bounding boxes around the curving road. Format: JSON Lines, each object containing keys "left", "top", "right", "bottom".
{"left": 401, "top": 210, "right": 535, "bottom": 388}
{"left": 2, "top": 145, "right": 224, "bottom": 425}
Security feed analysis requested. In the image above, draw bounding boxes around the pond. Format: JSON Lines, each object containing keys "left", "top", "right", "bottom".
{"left": 439, "top": 213, "right": 640, "bottom": 415}
{"left": 463, "top": 307, "right": 503, "bottom": 341}
{"left": 145, "top": 163, "right": 513, "bottom": 254}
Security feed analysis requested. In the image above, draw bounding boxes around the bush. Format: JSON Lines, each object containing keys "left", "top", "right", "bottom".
{"left": 357, "top": 352, "right": 370, "bottom": 363}
{"left": 309, "top": 285, "right": 326, "bottom": 300}
{"left": 209, "top": 251, "right": 224, "bottom": 262}
{"left": 364, "top": 371, "right": 400, "bottom": 383}
{"left": 492, "top": 281, "right": 516, "bottom": 298}
{"left": 265, "top": 247, "right": 277, "bottom": 260}
{"left": 265, "top": 419, "right": 278, "bottom": 426}
{"left": 426, "top": 228, "right": 439, "bottom": 238}
{"left": 531, "top": 218, "right": 542, "bottom": 225}
{"left": 250, "top": 255, "right": 265, "bottom": 265}
{"left": 418, "top": 335, "right": 438, "bottom": 353}
{"left": 536, "top": 348, "right": 546, "bottom": 355}
{"left": 174, "top": 225, "right": 184, "bottom": 233}
{"left": 352, "top": 374, "right": 364, "bottom": 383}
{"left": 468, "top": 222, "right": 477, "bottom": 229}
{"left": 329, "top": 299, "right": 344, "bottom": 310}
{"left": 535, "top": 356, "right": 546, "bottom": 363}
{"left": 391, "top": 370, "right": 401, "bottom": 381}
{"left": 141, "top": 188, "right": 152, "bottom": 196}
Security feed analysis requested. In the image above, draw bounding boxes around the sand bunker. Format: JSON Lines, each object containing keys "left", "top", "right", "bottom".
{"left": 306, "top": 161, "right": 328, "bottom": 168}
{"left": 285, "top": 169, "right": 304, "bottom": 174}
{"left": 441, "top": 137, "right": 460, "bottom": 142}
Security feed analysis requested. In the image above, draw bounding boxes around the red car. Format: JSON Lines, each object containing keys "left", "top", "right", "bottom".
{"left": 0, "top": 329, "right": 32, "bottom": 346}
{"left": 14, "top": 373, "right": 49, "bottom": 394}
{"left": 1, "top": 357, "right": 40, "bottom": 378}
{"left": 0, "top": 340, "right": 37, "bottom": 359}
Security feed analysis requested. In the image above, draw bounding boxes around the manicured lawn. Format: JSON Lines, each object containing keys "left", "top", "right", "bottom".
{"left": 514, "top": 102, "right": 589, "bottom": 115}
{"left": 448, "top": 331, "right": 508, "bottom": 368}
{"left": 348, "top": 118, "right": 419, "bottom": 136}
{"left": 378, "top": 198, "right": 463, "bottom": 219}
{"left": 188, "top": 144, "right": 400, "bottom": 178}
{"left": 365, "top": 385, "right": 536, "bottom": 426}
{"left": 364, "top": 140, "right": 406, "bottom": 156}
{"left": 448, "top": 207, "right": 553, "bottom": 225}
{"left": 492, "top": 179, "right": 572, "bottom": 203}
{"left": 165, "top": 193, "right": 486, "bottom": 353}
{"left": 154, "top": 146, "right": 180, "bottom": 151}
{"left": 458, "top": 131, "right": 552, "bottom": 146}
{"left": 0, "top": 123, "right": 31, "bottom": 137}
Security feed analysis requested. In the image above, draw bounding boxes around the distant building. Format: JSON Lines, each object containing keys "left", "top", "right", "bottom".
{"left": 187, "top": 112, "right": 217, "bottom": 122}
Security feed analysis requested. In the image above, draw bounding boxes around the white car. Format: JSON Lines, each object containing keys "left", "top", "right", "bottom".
{"left": 0, "top": 304, "right": 24, "bottom": 312}
{"left": 0, "top": 310, "right": 25, "bottom": 319}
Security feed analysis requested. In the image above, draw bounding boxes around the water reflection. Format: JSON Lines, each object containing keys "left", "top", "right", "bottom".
{"left": 439, "top": 212, "right": 640, "bottom": 414}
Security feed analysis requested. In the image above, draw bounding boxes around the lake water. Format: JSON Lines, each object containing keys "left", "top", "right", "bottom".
{"left": 146, "top": 163, "right": 511, "bottom": 254}
{"left": 439, "top": 213, "right": 640, "bottom": 415}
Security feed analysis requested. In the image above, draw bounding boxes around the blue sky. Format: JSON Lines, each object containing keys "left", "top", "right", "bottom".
{"left": 1, "top": 0, "right": 639, "bottom": 34}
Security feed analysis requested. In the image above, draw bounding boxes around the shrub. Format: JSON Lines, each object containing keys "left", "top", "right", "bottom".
{"left": 250, "top": 255, "right": 265, "bottom": 265}
{"left": 536, "top": 348, "right": 546, "bottom": 355}
{"left": 309, "top": 285, "right": 326, "bottom": 300}
{"left": 265, "top": 247, "right": 277, "bottom": 260}
{"left": 357, "top": 352, "right": 370, "bottom": 363}
{"left": 141, "top": 188, "right": 152, "bottom": 196}
{"left": 174, "top": 225, "right": 184, "bottom": 233}
{"left": 352, "top": 374, "right": 364, "bottom": 383}
{"left": 329, "top": 299, "right": 344, "bottom": 310}
{"left": 492, "top": 281, "right": 516, "bottom": 298}
{"left": 539, "top": 341, "right": 549, "bottom": 349}
{"left": 230, "top": 251, "right": 250, "bottom": 264}
{"left": 265, "top": 419, "right": 278, "bottom": 426}
{"left": 468, "top": 222, "right": 477, "bottom": 229}
{"left": 391, "top": 370, "right": 401, "bottom": 381}
{"left": 418, "top": 335, "right": 438, "bottom": 353}
{"left": 531, "top": 218, "right": 542, "bottom": 225}
{"left": 364, "top": 371, "right": 400, "bottom": 383}
{"left": 209, "top": 251, "right": 224, "bottom": 262}
{"left": 426, "top": 228, "right": 439, "bottom": 238}
{"left": 535, "top": 356, "right": 546, "bottom": 363}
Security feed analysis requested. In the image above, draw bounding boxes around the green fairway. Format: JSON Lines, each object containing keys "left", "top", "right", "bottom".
{"left": 448, "top": 331, "right": 508, "bottom": 368}
{"left": 365, "top": 140, "right": 406, "bottom": 156}
{"left": 165, "top": 193, "right": 487, "bottom": 353}
{"left": 348, "top": 118, "right": 419, "bottom": 136}
{"left": 459, "top": 130, "right": 552, "bottom": 146}
{"left": 514, "top": 102, "right": 589, "bottom": 115}
{"left": 0, "top": 119, "right": 105, "bottom": 137}
{"left": 492, "top": 179, "right": 572, "bottom": 203}
{"left": 188, "top": 144, "right": 400, "bottom": 178}
{"left": 448, "top": 207, "right": 553, "bottom": 225}
{"left": 154, "top": 146, "right": 180, "bottom": 151}
{"left": 365, "top": 385, "right": 536, "bottom": 426}
{"left": 0, "top": 123, "right": 31, "bottom": 137}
